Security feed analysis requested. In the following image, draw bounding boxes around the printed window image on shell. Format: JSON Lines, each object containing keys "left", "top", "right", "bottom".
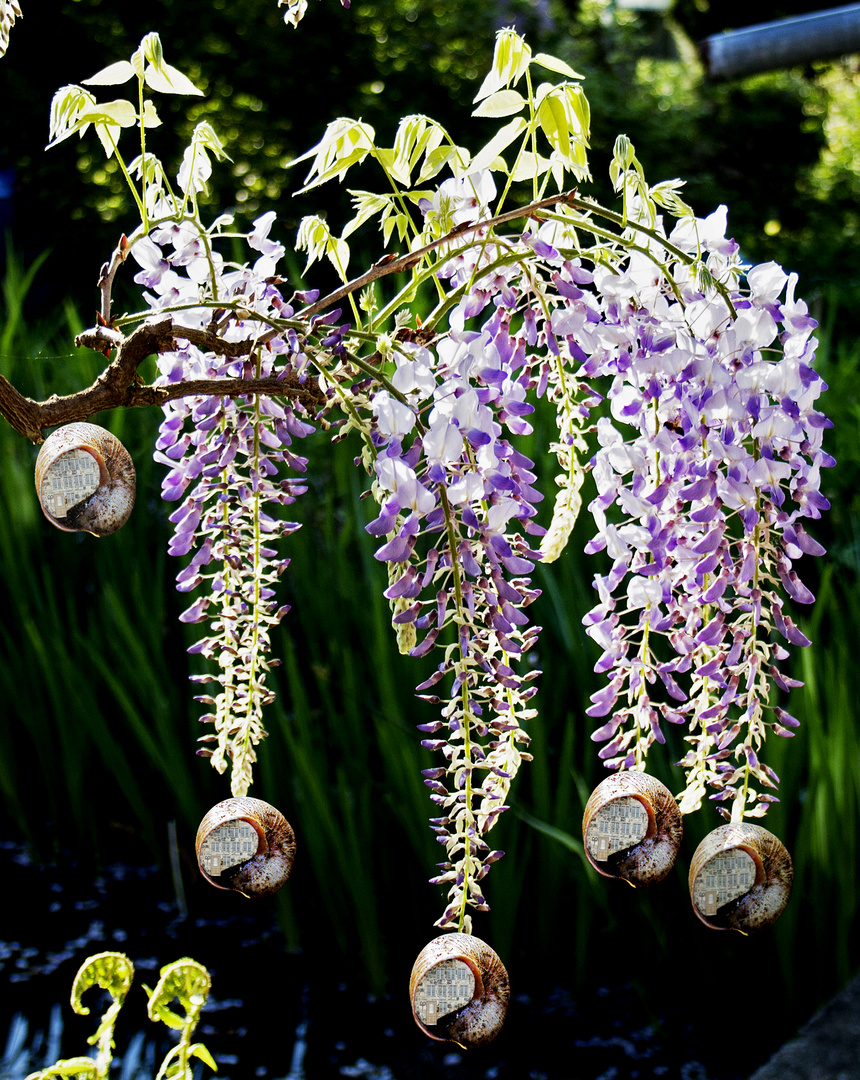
{"left": 42, "top": 450, "right": 100, "bottom": 518}
{"left": 197, "top": 820, "right": 258, "bottom": 876}
{"left": 412, "top": 960, "right": 475, "bottom": 1026}
{"left": 585, "top": 796, "right": 648, "bottom": 861}
{"left": 692, "top": 850, "right": 756, "bottom": 916}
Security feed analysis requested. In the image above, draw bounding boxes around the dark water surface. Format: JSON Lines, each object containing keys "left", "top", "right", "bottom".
{"left": 0, "top": 832, "right": 785, "bottom": 1080}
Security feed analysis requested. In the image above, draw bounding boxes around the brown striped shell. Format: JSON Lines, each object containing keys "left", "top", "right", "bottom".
{"left": 582, "top": 771, "right": 683, "bottom": 886}
{"left": 195, "top": 797, "right": 296, "bottom": 898}
{"left": 34, "top": 423, "right": 136, "bottom": 536}
{"left": 409, "top": 933, "right": 510, "bottom": 1049}
{"left": 689, "top": 822, "right": 793, "bottom": 933}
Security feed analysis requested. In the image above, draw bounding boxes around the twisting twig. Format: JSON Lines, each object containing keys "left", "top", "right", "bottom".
{"left": 96, "top": 234, "right": 132, "bottom": 326}
{"left": 297, "top": 189, "right": 581, "bottom": 321}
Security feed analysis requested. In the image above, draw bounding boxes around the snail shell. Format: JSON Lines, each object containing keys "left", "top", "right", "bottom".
{"left": 582, "top": 771, "right": 683, "bottom": 886}
{"left": 196, "top": 797, "right": 296, "bottom": 898}
{"left": 689, "top": 823, "right": 792, "bottom": 933}
{"left": 409, "top": 933, "right": 510, "bottom": 1049}
{"left": 34, "top": 423, "right": 136, "bottom": 536}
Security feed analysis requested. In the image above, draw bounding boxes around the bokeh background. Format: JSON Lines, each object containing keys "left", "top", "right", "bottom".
{"left": 1, "top": 2, "right": 858, "bottom": 1077}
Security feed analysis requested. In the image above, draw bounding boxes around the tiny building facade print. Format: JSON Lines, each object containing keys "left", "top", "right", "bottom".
{"left": 412, "top": 959, "right": 476, "bottom": 1026}
{"left": 198, "top": 820, "right": 258, "bottom": 877}
{"left": 584, "top": 795, "right": 648, "bottom": 861}
{"left": 691, "top": 849, "right": 756, "bottom": 917}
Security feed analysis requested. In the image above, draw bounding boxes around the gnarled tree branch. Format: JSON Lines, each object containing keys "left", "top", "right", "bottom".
{"left": 0, "top": 191, "right": 585, "bottom": 443}
{"left": 0, "top": 315, "right": 325, "bottom": 442}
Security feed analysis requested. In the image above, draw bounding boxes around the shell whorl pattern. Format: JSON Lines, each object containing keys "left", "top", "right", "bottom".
{"left": 689, "top": 822, "right": 793, "bottom": 933}
{"left": 409, "top": 933, "right": 510, "bottom": 1049}
{"left": 195, "top": 797, "right": 296, "bottom": 899}
{"left": 582, "top": 771, "right": 683, "bottom": 887}
{"left": 34, "top": 423, "right": 136, "bottom": 536}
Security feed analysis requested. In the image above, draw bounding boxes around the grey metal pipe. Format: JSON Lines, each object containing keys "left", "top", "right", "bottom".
{"left": 701, "top": 4, "right": 860, "bottom": 81}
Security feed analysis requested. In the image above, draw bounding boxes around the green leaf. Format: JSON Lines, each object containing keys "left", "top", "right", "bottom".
{"left": 82, "top": 60, "right": 135, "bottom": 86}
{"left": 387, "top": 114, "right": 444, "bottom": 188}
{"left": 469, "top": 115, "right": 527, "bottom": 173}
{"left": 510, "top": 150, "right": 550, "bottom": 183}
{"left": 144, "top": 61, "right": 203, "bottom": 96}
{"left": 141, "top": 99, "right": 162, "bottom": 129}
{"left": 140, "top": 31, "right": 164, "bottom": 70}
{"left": 189, "top": 1043, "right": 218, "bottom": 1071}
{"left": 294, "top": 118, "right": 375, "bottom": 193}
{"left": 472, "top": 89, "right": 526, "bottom": 119}
{"left": 474, "top": 26, "right": 532, "bottom": 103}
{"left": 342, "top": 190, "right": 391, "bottom": 240}
{"left": 539, "top": 92, "right": 569, "bottom": 160}
{"left": 81, "top": 100, "right": 137, "bottom": 128}
{"left": 326, "top": 236, "right": 350, "bottom": 281}
{"left": 416, "top": 144, "right": 468, "bottom": 185}
{"left": 531, "top": 52, "right": 584, "bottom": 80}
{"left": 46, "top": 85, "right": 97, "bottom": 149}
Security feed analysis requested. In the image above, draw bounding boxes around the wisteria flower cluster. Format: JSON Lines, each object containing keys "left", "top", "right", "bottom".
{"left": 140, "top": 211, "right": 318, "bottom": 797}
{"left": 40, "top": 24, "right": 832, "bottom": 931}
{"left": 560, "top": 206, "right": 832, "bottom": 821}
{"left": 367, "top": 294, "right": 545, "bottom": 931}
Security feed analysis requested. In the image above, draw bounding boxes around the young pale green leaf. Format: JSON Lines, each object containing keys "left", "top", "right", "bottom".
{"left": 144, "top": 61, "right": 203, "bottom": 96}
{"left": 189, "top": 1044, "right": 218, "bottom": 1072}
{"left": 297, "top": 215, "right": 346, "bottom": 275}
{"left": 469, "top": 115, "right": 527, "bottom": 173}
{"left": 472, "top": 89, "right": 526, "bottom": 119}
{"left": 79, "top": 99, "right": 136, "bottom": 159}
{"left": 152, "top": 1044, "right": 183, "bottom": 1080}
{"left": 71, "top": 952, "right": 135, "bottom": 1016}
{"left": 416, "top": 144, "right": 469, "bottom": 185}
{"left": 46, "top": 85, "right": 97, "bottom": 149}
{"left": 510, "top": 150, "right": 551, "bottom": 184}
{"left": 538, "top": 85, "right": 590, "bottom": 179}
{"left": 326, "top": 235, "right": 350, "bottom": 281}
{"left": 342, "top": 190, "right": 391, "bottom": 240}
{"left": 649, "top": 178, "right": 691, "bottom": 217}
{"left": 140, "top": 31, "right": 164, "bottom": 70}
{"left": 141, "top": 99, "right": 162, "bottom": 129}
{"left": 388, "top": 114, "right": 445, "bottom": 188}
{"left": 293, "top": 118, "right": 375, "bottom": 193}
{"left": 538, "top": 92, "right": 570, "bottom": 160}
{"left": 473, "top": 27, "right": 532, "bottom": 103}
{"left": 82, "top": 60, "right": 136, "bottom": 86}
{"left": 381, "top": 211, "right": 410, "bottom": 248}
{"left": 188, "top": 120, "right": 229, "bottom": 160}
{"left": 83, "top": 99, "right": 137, "bottom": 128}
{"left": 531, "top": 52, "right": 584, "bottom": 79}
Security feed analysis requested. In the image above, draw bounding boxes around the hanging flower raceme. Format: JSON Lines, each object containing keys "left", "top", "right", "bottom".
{"left": 552, "top": 207, "right": 833, "bottom": 821}
{"left": 138, "top": 210, "right": 317, "bottom": 797}
{"left": 366, "top": 294, "right": 544, "bottom": 932}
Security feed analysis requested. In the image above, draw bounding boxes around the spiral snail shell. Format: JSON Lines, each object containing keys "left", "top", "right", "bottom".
{"left": 195, "top": 797, "right": 296, "bottom": 898}
{"left": 409, "top": 933, "right": 510, "bottom": 1049}
{"left": 689, "top": 823, "right": 793, "bottom": 933}
{"left": 34, "top": 423, "right": 136, "bottom": 536}
{"left": 582, "top": 771, "right": 683, "bottom": 887}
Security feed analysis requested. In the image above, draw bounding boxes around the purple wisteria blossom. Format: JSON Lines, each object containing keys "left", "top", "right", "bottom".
{"left": 543, "top": 208, "right": 833, "bottom": 821}
{"left": 367, "top": 286, "right": 544, "bottom": 932}
{"left": 136, "top": 207, "right": 318, "bottom": 797}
